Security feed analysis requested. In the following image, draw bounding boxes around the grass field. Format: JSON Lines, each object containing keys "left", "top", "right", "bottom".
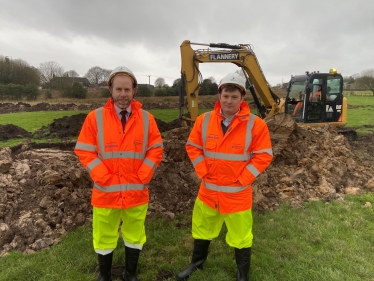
{"left": 345, "top": 96, "right": 374, "bottom": 134}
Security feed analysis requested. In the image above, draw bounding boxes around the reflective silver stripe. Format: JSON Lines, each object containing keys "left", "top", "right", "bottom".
{"left": 253, "top": 148, "right": 273, "bottom": 156}
{"left": 87, "top": 158, "right": 102, "bottom": 173}
{"left": 204, "top": 151, "right": 249, "bottom": 161}
{"left": 244, "top": 114, "right": 256, "bottom": 152}
{"left": 245, "top": 163, "right": 260, "bottom": 177}
{"left": 192, "top": 155, "right": 205, "bottom": 167}
{"left": 75, "top": 142, "right": 96, "bottom": 152}
{"left": 147, "top": 141, "right": 163, "bottom": 151}
{"left": 143, "top": 158, "right": 156, "bottom": 171}
{"left": 201, "top": 112, "right": 211, "bottom": 149}
{"left": 96, "top": 108, "right": 105, "bottom": 157}
{"left": 204, "top": 181, "right": 249, "bottom": 193}
{"left": 141, "top": 110, "right": 149, "bottom": 157}
{"left": 100, "top": 151, "right": 144, "bottom": 160}
{"left": 186, "top": 140, "right": 203, "bottom": 150}
{"left": 94, "top": 183, "right": 145, "bottom": 192}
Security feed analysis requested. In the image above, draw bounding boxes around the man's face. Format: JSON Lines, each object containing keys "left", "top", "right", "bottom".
{"left": 109, "top": 75, "right": 136, "bottom": 109}
{"left": 219, "top": 87, "right": 244, "bottom": 116}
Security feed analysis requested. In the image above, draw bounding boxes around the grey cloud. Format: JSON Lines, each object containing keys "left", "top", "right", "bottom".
{"left": 0, "top": 0, "right": 373, "bottom": 85}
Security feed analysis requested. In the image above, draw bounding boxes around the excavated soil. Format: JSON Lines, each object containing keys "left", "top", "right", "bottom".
{"left": 1, "top": 102, "right": 374, "bottom": 259}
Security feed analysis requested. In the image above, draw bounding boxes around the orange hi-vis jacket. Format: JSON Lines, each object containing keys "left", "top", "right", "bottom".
{"left": 74, "top": 98, "right": 163, "bottom": 209}
{"left": 186, "top": 101, "right": 273, "bottom": 214}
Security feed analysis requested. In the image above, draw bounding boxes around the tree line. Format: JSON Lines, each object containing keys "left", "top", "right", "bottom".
{"left": 344, "top": 69, "right": 374, "bottom": 94}
{"left": 1, "top": 55, "right": 374, "bottom": 100}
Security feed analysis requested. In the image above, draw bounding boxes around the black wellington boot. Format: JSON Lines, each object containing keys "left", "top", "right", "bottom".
{"left": 98, "top": 252, "right": 113, "bottom": 281}
{"left": 122, "top": 246, "right": 141, "bottom": 281}
{"left": 176, "top": 239, "right": 211, "bottom": 281}
{"left": 235, "top": 247, "right": 251, "bottom": 281}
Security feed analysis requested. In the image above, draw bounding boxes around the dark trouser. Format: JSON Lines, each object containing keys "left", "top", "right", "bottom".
{"left": 176, "top": 239, "right": 211, "bottom": 281}
{"left": 235, "top": 247, "right": 251, "bottom": 281}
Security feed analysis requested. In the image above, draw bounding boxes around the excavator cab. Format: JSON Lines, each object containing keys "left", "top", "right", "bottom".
{"left": 285, "top": 69, "right": 347, "bottom": 127}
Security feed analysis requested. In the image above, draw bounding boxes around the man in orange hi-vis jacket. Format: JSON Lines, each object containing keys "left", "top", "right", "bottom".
{"left": 74, "top": 66, "right": 163, "bottom": 281}
{"left": 176, "top": 73, "right": 273, "bottom": 281}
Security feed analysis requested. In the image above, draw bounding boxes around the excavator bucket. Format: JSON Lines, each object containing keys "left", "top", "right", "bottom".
{"left": 264, "top": 112, "right": 297, "bottom": 141}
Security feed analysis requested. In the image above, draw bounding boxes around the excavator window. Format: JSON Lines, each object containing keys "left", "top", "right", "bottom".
{"left": 287, "top": 81, "right": 306, "bottom": 119}
{"left": 326, "top": 76, "right": 342, "bottom": 101}
{"left": 288, "top": 81, "right": 306, "bottom": 101}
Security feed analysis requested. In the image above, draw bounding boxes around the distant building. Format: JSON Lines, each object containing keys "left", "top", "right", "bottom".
{"left": 50, "top": 76, "right": 91, "bottom": 87}
{"left": 97, "top": 81, "right": 109, "bottom": 89}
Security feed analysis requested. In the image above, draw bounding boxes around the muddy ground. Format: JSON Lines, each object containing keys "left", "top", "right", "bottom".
{"left": 1, "top": 102, "right": 374, "bottom": 260}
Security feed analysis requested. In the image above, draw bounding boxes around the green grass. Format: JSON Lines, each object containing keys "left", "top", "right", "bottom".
{"left": 1, "top": 193, "right": 373, "bottom": 281}
{"left": 345, "top": 96, "right": 374, "bottom": 134}
{"left": 0, "top": 110, "right": 90, "bottom": 132}
{"left": 346, "top": 95, "right": 374, "bottom": 106}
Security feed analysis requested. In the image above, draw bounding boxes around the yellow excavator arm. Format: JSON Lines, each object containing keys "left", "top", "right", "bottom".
{"left": 179, "top": 40, "right": 285, "bottom": 125}
{"left": 179, "top": 40, "right": 354, "bottom": 140}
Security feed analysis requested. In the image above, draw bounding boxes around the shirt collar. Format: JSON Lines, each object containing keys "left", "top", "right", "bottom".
{"left": 220, "top": 108, "right": 240, "bottom": 121}
{"left": 114, "top": 103, "right": 132, "bottom": 116}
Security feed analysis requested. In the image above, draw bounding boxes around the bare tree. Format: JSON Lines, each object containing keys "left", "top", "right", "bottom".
{"left": 63, "top": 70, "right": 79, "bottom": 77}
{"left": 154, "top": 77, "right": 165, "bottom": 88}
{"left": 361, "top": 69, "right": 374, "bottom": 77}
{"left": 102, "top": 69, "right": 111, "bottom": 82}
{"left": 38, "top": 61, "right": 64, "bottom": 84}
{"left": 84, "top": 66, "right": 111, "bottom": 85}
{"left": 356, "top": 68, "right": 374, "bottom": 95}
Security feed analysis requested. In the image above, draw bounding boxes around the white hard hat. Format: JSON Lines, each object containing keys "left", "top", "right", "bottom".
{"left": 108, "top": 66, "right": 137, "bottom": 86}
{"left": 218, "top": 73, "right": 246, "bottom": 93}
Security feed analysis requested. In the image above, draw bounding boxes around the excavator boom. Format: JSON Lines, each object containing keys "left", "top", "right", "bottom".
{"left": 179, "top": 40, "right": 284, "bottom": 126}
{"left": 179, "top": 40, "right": 352, "bottom": 139}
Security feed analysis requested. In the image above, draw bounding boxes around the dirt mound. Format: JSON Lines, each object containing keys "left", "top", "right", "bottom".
{"left": 254, "top": 125, "right": 374, "bottom": 211}
{"left": 0, "top": 124, "right": 32, "bottom": 141}
{"left": 33, "top": 114, "right": 88, "bottom": 139}
{"left": 0, "top": 100, "right": 215, "bottom": 115}
{"left": 32, "top": 114, "right": 183, "bottom": 140}
{"left": 1, "top": 123, "right": 374, "bottom": 256}
{"left": 154, "top": 118, "right": 183, "bottom": 132}
{"left": 0, "top": 147, "right": 93, "bottom": 256}
{"left": 141, "top": 100, "right": 215, "bottom": 110}
{"left": 0, "top": 102, "right": 102, "bottom": 114}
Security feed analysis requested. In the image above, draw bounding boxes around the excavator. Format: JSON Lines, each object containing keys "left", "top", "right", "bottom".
{"left": 179, "top": 40, "right": 356, "bottom": 140}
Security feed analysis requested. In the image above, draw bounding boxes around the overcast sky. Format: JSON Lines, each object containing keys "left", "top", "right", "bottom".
{"left": 1, "top": 0, "right": 373, "bottom": 86}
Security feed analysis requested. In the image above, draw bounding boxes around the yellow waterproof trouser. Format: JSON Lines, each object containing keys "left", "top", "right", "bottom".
{"left": 93, "top": 204, "right": 147, "bottom": 252}
{"left": 192, "top": 198, "right": 253, "bottom": 249}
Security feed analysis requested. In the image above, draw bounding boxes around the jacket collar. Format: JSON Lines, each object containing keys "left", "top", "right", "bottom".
{"left": 213, "top": 100, "right": 251, "bottom": 121}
